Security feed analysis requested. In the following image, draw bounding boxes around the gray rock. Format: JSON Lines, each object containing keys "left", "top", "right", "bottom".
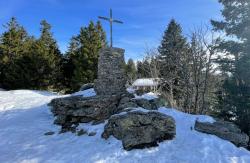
{"left": 80, "top": 83, "right": 94, "bottom": 91}
{"left": 102, "top": 111, "right": 176, "bottom": 150}
{"left": 92, "top": 120, "right": 105, "bottom": 125}
{"left": 94, "top": 47, "right": 127, "bottom": 96}
{"left": 77, "top": 129, "right": 87, "bottom": 136}
{"left": 49, "top": 95, "right": 121, "bottom": 131}
{"left": 119, "top": 96, "right": 131, "bottom": 105}
{"left": 88, "top": 132, "right": 97, "bottom": 136}
{"left": 117, "top": 93, "right": 138, "bottom": 111}
{"left": 149, "top": 98, "right": 168, "bottom": 108}
{"left": 120, "top": 92, "right": 135, "bottom": 99}
{"left": 44, "top": 131, "right": 55, "bottom": 136}
{"left": 131, "top": 98, "right": 156, "bottom": 110}
{"left": 54, "top": 115, "right": 67, "bottom": 125}
{"left": 195, "top": 120, "right": 249, "bottom": 148}
{"left": 118, "top": 101, "right": 138, "bottom": 110}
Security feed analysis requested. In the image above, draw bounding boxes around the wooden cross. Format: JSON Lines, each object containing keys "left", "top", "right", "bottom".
{"left": 98, "top": 9, "right": 123, "bottom": 47}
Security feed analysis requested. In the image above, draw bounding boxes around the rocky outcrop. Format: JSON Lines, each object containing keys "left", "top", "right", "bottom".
{"left": 195, "top": 120, "right": 249, "bottom": 148}
{"left": 49, "top": 95, "right": 121, "bottom": 131}
{"left": 102, "top": 111, "right": 176, "bottom": 150}
{"left": 94, "top": 47, "right": 127, "bottom": 96}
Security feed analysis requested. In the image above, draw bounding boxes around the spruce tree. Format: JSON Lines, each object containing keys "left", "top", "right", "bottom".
{"left": 67, "top": 21, "right": 106, "bottom": 91}
{"left": 136, "top": 61, "right": 144, "bottom": 78}
{"left": 62, "top": 36, "right": 79, "bottom": 91}
{"left": 0, "top": 17, "right": 28, "bottom": 62}
{"left": 157, "top": 19, "right": 189, "bottom": 107}
{"left": 211, "top": 0, "right": 250, "bottom": 135}
{"left": 0, "top": 17, "right": 29, "bottom": 89}
{"left": 3, "top": 37, "right": 51, "bottom": 89}
{"left": 137, "top": 60, "right": 151, "bottom": 78}
{"left": 125, "top": 58, "right": 137, "bottom": 84}
{"left": 36, "top": 20, "right": 63, "bottom": 90}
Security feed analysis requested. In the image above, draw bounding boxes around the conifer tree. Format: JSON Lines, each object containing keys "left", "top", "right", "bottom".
{"left": 0, "top": 18, "right": 28, "bottom": 63}
{"left": 36, "top": 20, "right": 63, "bottom": 89}
{"left": 157, "top": 19, "right": 189, "bottom": 107}
{"left": 125, "top": 58, "right": 137, "bottom": 84}
{"left": 211, "top": 0, "right": 250, "bottom": 135}
{"left": 0, "top": 17, "right": 29, "bottom": 89}
{"left": 3, "top": 37, "right": 51, "bottom": 89}
{"left": 137, "top": 60, "right": 151, "bottom": 78}
{"left": 136, "top": 61, "right": 144, "bottom": 78}
{"left": 61, "top": 36, "right": 78, "bottom": 91}
{"left": 67, "top": 21, "right": 106, "bottom": 91}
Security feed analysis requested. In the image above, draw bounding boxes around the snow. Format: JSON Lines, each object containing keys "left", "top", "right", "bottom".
{"left": 112, "top": 107, "right": 153, "bottom": 117}
{"left": 126, "top": 87, "right": 135, "bottom": 94}
{"left": 134, "top": 92, "right": 158, "bottom": 100}
{"left": 72, "top": 88, "right": 96, "bottom": 97}
{"left": 132, "top": 78, "right": 159, "bottom": 87}
{"left": 0, "top": 89, "right": 250, "bottom": 163}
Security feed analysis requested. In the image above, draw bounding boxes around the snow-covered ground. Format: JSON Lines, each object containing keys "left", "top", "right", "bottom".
{"left": 0, "top": 89, "right": 250, "bottom": 163}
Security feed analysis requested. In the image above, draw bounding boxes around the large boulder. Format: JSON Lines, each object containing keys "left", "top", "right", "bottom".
{"left": 102, "top": 111, "right": 176, "bottom": 150}
{"left": 195, "top": 120, "right": 249, "bottom": 148}
{"left": 49, "top": 95, "right": 121, "bottom": 130}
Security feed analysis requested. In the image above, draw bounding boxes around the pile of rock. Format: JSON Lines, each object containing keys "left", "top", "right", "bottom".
{"left": 48, "top": 47, "right": 176, "bottom": 150}
{"left": 49, "top": 93, "right": 168, "bottom": 131}
{"left": 49, "top": 92, "right": 175, "bottom": 150}
{"left": 195, "top": 120, "right": 249, "bottom": 148}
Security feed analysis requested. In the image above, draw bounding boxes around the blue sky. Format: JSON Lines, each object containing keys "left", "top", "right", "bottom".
{"left": 0, "top": 0, "right": 222, "bottom": 60}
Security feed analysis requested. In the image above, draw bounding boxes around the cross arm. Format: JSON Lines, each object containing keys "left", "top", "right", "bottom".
{"left": 98, "top": 16, "right": 110, "bottom": 21}
{"left": 113, "top": 19, "right": 123, "bottom": 24}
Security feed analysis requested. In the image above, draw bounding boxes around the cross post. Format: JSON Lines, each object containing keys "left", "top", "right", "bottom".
{"left": 98, "top": 9, "right": 123, "bottom": 47}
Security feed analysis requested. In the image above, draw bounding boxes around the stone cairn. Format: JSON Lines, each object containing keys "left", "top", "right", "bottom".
{"left": 49, "top": 47, "right": 176, "bottom": 150}
{"left": 94, "top": 47, "right": 127, "bottom": 95}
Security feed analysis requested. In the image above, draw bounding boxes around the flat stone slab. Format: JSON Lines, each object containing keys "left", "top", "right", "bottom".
{"left": 102, "top": 111, "right": 176, "bottom": 150}
{"left": 195, "top": 120, "right": 249, "bottom": 148}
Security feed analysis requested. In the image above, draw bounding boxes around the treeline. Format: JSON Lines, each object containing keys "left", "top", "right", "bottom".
{"left": 125, "top": 0, "right": 250, "bottom": 137}
{"left": 0, "top": 18, "right": 106, "bottom": 92}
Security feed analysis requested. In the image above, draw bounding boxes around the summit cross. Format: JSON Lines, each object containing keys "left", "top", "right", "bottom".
{"left": 98, "top": 9, "right": 123, "bottom": 47}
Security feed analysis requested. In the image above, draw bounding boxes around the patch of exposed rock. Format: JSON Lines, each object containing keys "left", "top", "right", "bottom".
{"left": 102, "top": 111, "right": 176, "bottom": 150}
{"left": 117, "top": 96, "right": 167, "bottom": 111}
{"left": 130, "top": 98, "right": 156, "bottom": 110}
{"left": 49, "top": 95, "right": 121, "bottom": 131}
{"left": 195, "top": 120, "right": 249, "bottom": 148}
